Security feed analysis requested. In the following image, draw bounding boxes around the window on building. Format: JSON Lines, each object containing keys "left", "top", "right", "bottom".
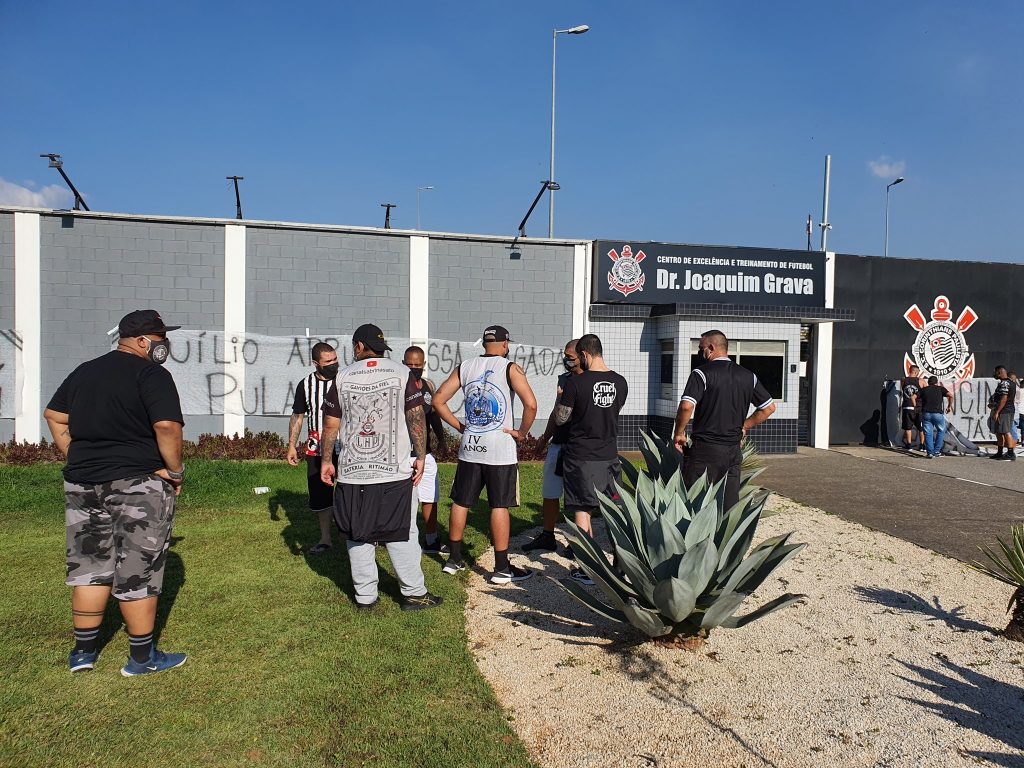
{"left": 689, "top": 339, "right": 787, "bottom": 401}
{"left": 659, "top": 339, "right": 674, "bottom": 400}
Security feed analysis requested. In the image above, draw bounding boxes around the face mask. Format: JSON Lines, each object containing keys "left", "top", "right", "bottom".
{"left": 319, "top": 363, "right": 339, "bottom": 378}
{"left": 144, "top": 337, "right": 170, "bottom": 365}
{"left": 408, "top": 367, "right": 424, "bottom": 380}
{"left": 563, "top": 357, "right": 577, "bottom": 372}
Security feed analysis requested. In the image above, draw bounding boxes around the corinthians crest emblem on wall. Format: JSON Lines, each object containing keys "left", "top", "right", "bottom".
{"left": 607, "top": 245, "right": 647, "bottom": 297}
{"left": 903, "top": 295, "right": 978, "bottom": 381}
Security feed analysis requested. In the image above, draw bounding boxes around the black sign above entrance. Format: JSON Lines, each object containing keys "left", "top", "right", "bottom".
{"left": 593, "top": 241, "right": 826, "bottom": 308}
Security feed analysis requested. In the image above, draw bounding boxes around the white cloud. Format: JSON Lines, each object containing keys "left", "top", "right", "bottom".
{"left": 867, "top": 156, "right": 906, "bottom": 179}
{"left": 0, "top": 177, "right": 72, "bottom": 208}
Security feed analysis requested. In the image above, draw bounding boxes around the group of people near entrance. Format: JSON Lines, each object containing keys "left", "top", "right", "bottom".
{"left": 45, "top": 310, "right": 777, "bottom": 676}
{"left": 902, "top": 364, "right": 1021, "bottom": 460}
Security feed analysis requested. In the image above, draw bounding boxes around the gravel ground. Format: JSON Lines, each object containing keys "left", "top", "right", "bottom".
{"left": 464, "top": 496, "right": 1024, "bottom": 768}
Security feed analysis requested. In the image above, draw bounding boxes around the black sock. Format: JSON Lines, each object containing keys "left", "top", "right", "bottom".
{"left": 539, "top": 529, "right": 555, "bottom": 538}
{"left": 494, "top": 549, "right": 510, "bottom": 572}
{"left": 73, "top": 627, "right": 100, "bottom": 654}
{"left": 448, "top": 539, "right": 463, "bottom": 563}
{"left": 128, "top": 632, "right": 154, "bottom": 663}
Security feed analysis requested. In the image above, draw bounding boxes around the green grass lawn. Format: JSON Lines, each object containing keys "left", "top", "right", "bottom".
{"left": 0, "top": 461, "right": 545, "bottom": 768}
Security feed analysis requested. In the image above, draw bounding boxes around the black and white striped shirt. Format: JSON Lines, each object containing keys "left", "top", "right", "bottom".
{"left": 681, "top": 357, "right": 774, "bottom": 445}
{"left": 291, "top": 373, "right": 333, "bottom": 435}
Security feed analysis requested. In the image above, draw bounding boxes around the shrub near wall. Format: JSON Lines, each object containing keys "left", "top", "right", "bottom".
{"left": 0, "top": 430, "right": 550, "bottom": 465}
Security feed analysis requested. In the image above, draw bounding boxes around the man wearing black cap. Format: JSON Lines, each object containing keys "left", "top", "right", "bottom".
{"left": 431, "top": 325, "right": 538, "bottom": 584}
{"left": 44, "top": 309, "right": 188, "bottom": 676}
{"left": 319, "top": 324, "right": 443, "bottom": 611}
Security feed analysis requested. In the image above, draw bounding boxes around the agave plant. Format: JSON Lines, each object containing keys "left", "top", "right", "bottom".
{"left": 969, "top": 525, "right": 1024, "bottom": 643}
{"left": 556, "top": 430, "right": 806, "bottom": 639}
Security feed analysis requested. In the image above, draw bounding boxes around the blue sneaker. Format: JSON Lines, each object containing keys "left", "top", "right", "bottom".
{"left": 69, "top": 650, "right": 98, "bottom": 672}
{"left": 120, "top": 648, "right": 187, "bottom": 677}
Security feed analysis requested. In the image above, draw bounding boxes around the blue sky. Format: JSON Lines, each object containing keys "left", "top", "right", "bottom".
{"left": 2, "top": 1, "right": 1022, "bottom": 262}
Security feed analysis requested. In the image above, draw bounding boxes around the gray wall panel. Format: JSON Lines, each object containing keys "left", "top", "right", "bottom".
{"left": 38, "top": 215, "right": 225, "bottom": 433}
{"left": 246, "top": 228, "right": 410, "bottom": 338}
{"left": 428, "top": 240, "right": 575, "bottom": 346}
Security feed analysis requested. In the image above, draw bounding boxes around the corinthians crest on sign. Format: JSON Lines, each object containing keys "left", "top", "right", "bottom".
{"left": 903, "top": 295, "right": 978, "bottom": 381}
{"left": 607, "top": 245, "right": 647, "bottom": 297}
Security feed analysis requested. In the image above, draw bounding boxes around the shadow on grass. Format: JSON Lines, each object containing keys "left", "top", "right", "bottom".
{"left": 896, "top": 656, "right": 1024, "bottom": 767}
{"left": 854, "top": 585, "right": 994, "bottom": 633}
{"left": 94, "top": 537, "right": 185, "bottom": 653}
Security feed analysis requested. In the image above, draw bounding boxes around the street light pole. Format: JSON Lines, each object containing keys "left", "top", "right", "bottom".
{"left": 416, "top": 185, "right": 434, "bottom": 230}
{"left": 884, "top": 176, "right": 905, "bottom": 257}
{"left": 548, "top": 24, "right": 589, "bottom": 238}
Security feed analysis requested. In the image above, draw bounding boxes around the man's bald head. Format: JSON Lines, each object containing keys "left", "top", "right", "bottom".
{"left": 700, "top": 330, "right": 729, "bottom": 354}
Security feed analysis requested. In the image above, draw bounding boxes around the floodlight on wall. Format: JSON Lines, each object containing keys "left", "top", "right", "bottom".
{"left": 39, "top": 153, "right": 89, "bottom": 211}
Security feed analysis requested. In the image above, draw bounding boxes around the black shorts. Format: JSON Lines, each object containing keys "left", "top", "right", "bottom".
{"left": 450, "top": 461, "right": 519, "bottom": 509}
{"left": 307, "top": 455, "right": 337, "bottom": 511}
{"left": 333, "top": 477, "right": 414, "bottom": 543}
{"left": 901, "top": 409, "right": 922, "bottom": 431}
{"left": 562, "top": 455, "right": 621, "bottom": 514}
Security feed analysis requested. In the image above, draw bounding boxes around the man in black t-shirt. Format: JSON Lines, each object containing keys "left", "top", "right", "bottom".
{"left": 403, "top": 345, "right": 449, "bottom": 554}
{"left": 44, "top": 310, "right": 187, "bottom": 677}
{"left": 553, "top": 334, "right": 628, "bottom": 585}
{"left": 919, "top": 375, "right": 953, "bottom": 458}
{"left": 901, "top": 366, "right": 925, "bottom": 451}
{"left": 286, "top": 342, "right": 339, "bottom": 554}
{"left": 673, "top": 330, "right": 776, "bottom": 510}
{"left": 989, "top": 365, "right": 1018, "bottom": 461}
{"left": 523, "top": 338, "right": 581, "bottom": 553}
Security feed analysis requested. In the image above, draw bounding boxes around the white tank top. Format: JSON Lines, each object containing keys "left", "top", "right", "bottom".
{"left": 458, "top": 355, "right": 517, "bottom": 465}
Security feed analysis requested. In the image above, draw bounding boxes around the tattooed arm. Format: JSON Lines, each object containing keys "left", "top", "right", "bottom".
{"left": 44, "top": 408, "right": 72, "bottom": 458}
{"left": 406, "top": 404, "right": 427, "bottom": 459}
{"left": 553, "top": 403, "right": 573, "bottom": 426}
{"left": 286, "top": 412, "right": 304, "bottom": 465}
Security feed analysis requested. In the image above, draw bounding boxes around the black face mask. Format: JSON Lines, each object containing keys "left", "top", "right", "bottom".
{"left": 408, "top": 367, "right": 424, "bottom": 380}
{"left": 319, "top": 363, "right": 339, "bottom": 379}
{"left": 145, "top": 337, "right": 170, "bottom": 365}
{"left": 563, "top": 357, "right": 577, "bottom": 372}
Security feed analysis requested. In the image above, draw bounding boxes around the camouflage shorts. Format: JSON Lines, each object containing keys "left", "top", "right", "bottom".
{"left": 65, "top": 474, "right": 176, "bottom": 601}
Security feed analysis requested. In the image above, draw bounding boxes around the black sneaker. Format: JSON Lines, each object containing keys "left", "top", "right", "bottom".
{"left": 998, "top": 453, "right": 1015, "bottom": 461}
{"left": 400, "top": 592, "right": 444, "bottom": 611}
{"left": 354, "top": 598, "right": 379, "bottom": 612}
{"left": 442, "top": 559, "right": 466, "bottom": 575}
{"left": 490, "top": 564, "right": 534, "bottom": 584}
{"left": 569, "top": 567, "right": 594, "bottom": 586}
{"left": 423, "top": 539, "right": 450, "bottom": 555}
{"left": 562, "top": 543, "right": 575, "bottom": 560}
{"left": 990, "top": 453, "right": 1005, "bottom": 460}
{"left": 522, "top": 533, "right": 558, "bottom": 552}
{"left": 1010, "top": 453, "right": 1018, "bottom": 462}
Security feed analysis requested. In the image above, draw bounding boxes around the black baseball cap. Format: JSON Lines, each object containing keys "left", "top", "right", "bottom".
{"left": 482, "top": 325, "right": 511, "bottom": 343}
{"left": 353, "top": 323, "right": 392, "bottom": 352}
{"left": 118, "top": 309, "right": 180, "bottom": 337}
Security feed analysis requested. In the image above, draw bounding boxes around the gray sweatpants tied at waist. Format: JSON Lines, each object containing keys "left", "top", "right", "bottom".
{"left": 345, "top": 493, "right": 426, "bottom": 605}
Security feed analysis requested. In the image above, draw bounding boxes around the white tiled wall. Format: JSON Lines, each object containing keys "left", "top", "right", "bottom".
{"left": 590, "top": 316, "right": 802, "bottom": 422}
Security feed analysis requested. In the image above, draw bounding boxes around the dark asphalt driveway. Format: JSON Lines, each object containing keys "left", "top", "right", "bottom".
{"left": 761, "top": 447, "right": 1024, "bottom": 564}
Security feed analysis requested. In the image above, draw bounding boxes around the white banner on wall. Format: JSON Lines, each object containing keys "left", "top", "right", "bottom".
{"left": 0, "top": 330, "right": 21, "bottom": 419}
{"left": 948, "top": 377, "right": 1011, "bottom": 443}
{"left": 146, "top": 331, "right": 565, "bottom": 423}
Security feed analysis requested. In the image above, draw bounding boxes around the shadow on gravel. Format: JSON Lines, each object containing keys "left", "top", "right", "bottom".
{"left": 854, "top": 586, "right": 994, "bottom": 633}
{"left": 896, "top": 657, "right": 1024, "bottom": 767}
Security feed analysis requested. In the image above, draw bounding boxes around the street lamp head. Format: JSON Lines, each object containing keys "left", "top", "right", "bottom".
{"left": 567, "top": 24, "right": 589, "bottom": 34}
{"left": 418, "top": 185, "right": 434, "bottom": 191}
{"left": 40, "top": 153, "right": 63, "bottom": 169}
{"left": 893, "top": 176, "right": 905, "bottom": 185}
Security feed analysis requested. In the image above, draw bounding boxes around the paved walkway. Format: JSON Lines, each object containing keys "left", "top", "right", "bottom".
{"left": 761, "top": 447, "right": 1024, "bottom": 563}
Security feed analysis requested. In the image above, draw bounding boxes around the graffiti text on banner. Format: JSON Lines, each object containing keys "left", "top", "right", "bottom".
{"left": 157, "top": 331, "right": 564, "bottom": 420}
{"left": 947, "top": 378, "right": 1008, "bottom": 444}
